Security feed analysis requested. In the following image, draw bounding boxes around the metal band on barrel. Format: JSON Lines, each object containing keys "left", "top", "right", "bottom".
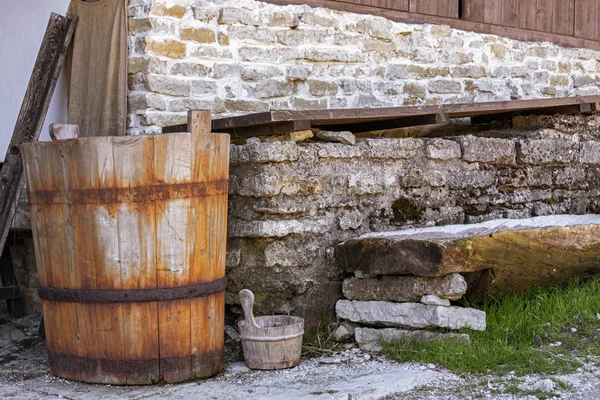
{"left": 38, "top": 277, "right": 227, "bottom": 303}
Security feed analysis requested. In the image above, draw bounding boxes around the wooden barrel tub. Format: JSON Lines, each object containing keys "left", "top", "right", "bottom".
{"left": 20, "top": 111, "right": 230, "bottom": 384}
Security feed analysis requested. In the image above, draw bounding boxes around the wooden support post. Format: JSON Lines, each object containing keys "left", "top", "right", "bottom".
{"left": 0, "top": 14, "right": 77, "bottom": 258}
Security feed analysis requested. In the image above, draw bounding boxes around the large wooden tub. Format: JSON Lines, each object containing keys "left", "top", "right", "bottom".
{"left": 21, "top": 111, "right": 230, "bottom": 384}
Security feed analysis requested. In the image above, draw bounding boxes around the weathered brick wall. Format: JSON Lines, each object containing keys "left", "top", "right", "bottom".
{"left": 127, "top": 0, "right": 600, "bottom": 134}
{"left": 224, "top": 117, "right": 600, "bottom": 326}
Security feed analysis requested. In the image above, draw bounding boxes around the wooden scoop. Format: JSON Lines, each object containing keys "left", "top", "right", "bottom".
{"left": 239, "top": 289, "right": 260, "bottom": 329}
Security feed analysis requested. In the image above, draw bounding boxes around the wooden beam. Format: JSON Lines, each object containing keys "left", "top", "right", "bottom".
{"left": 163, "top": 96, "right": 600, "bottom": 138}
{"left": 470, "top": 104, "right": 585, "bottom": 124}
{"left": 216, "top": 120, "right": 312, "bottom": 138}
{"left": 262, "top": 0, "right": 600, "bottom": 51}
{"left": 316, "top": 113, "right": 449, "bottom": 133}
{"left": 211, "top": 95, "right": 600, "bottom": 129}
{"left": 0, "top": 13, "right": 76, "bottom": 259}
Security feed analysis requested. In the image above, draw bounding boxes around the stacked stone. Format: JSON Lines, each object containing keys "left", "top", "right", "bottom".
{"left": 333, "top": 272, "right": 486, "bottom": 351}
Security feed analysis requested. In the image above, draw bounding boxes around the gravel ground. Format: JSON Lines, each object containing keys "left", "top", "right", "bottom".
{"left": 1, "top": 313, "right": 600, "bottom": 399}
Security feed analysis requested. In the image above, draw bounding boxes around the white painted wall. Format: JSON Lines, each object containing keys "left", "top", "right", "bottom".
{"left": 0, "top": 0, "right": 71, "bottom": 161}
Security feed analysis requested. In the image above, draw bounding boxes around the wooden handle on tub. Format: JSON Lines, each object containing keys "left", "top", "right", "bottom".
{"left": 239, "top": 289, "right": 259, "bottom": 329}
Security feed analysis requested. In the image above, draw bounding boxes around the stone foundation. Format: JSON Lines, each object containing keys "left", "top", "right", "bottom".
{"left": 225, "top": 115, "right": 600, "bottom": 327}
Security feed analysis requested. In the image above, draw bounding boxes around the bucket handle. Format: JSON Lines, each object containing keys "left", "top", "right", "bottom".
{"left": 239, "top": 289, "right": 260, "bottom": 329}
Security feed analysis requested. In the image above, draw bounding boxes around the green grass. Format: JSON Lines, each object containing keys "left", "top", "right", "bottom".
{"left": 302, "top": 312, "right": 339, "bottom": 358}
{"left": 382, "top": 276, "right": 600, "bottom": 375}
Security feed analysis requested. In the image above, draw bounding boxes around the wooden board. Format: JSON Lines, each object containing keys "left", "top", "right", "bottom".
{"left": 164, "top": 96, "right": 600, "bottom": 137}
{"left": 0, "top": 13, "right": 76, "bottom": 267}
{"left": 209, "top": 95, "right": 600, "bottom": 130}
{"left": 334, "top": 0, "right": 409, "bottom": 11}
{"left": 575, "top": 0, "right": 600, "bottom": 40}
{"left": 336, "top": 215, "right": 600, "bottom": 297}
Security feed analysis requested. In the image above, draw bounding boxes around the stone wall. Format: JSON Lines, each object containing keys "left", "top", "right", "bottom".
{"left": 127, "top": 0, "right": 600, "bottom": 134}
{"left": 225, "top": 115, "right": 600, "bottom": 326}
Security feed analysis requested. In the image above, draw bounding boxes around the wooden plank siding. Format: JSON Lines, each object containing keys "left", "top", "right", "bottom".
{"left": 265, "top": 0, "right": 600, "bottom": 47}
{"left": 575, "top": 0, "right": 600, "bottom": 40}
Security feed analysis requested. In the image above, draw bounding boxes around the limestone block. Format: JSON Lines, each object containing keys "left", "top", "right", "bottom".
{"left": 364, "top": 138, "right": 423, "bottom": 160}
{"left": 230, "top": 141, "right": 299, "bottom": 164}
{"left": 191, "top": 80, "right": 218, "bottom": 96}
{"left": 428, "top": 80, "right": 462, "bottom": 94}
{"left": 228, "top": 218, "right": 330, "bottom": 238}
{"left": 302, "top": 47, "right": 364, "bottom": 63}
{"left": 458, "top": 136, "right": 516, "bottom": 164}
{"left": 336, "top": 300, "right": 486, "bottom": 331}
{"left": 342, "top": 274, "right": 467, "bottom": 302}
{"left": 218, "top": 7, "right": 260, "bottom": 26}
{"left": 180, "top": 27, "right": 216, "bottom": 43}
{"left": 192, "top": 6, "right": 218, "bottom": 22}
{"left": 129, "top": 18, "right": 152, "bottom": 34}
{"left": 286, "top": 65, "right": 310, "bottom": 81}
{"left": 580, "top": 142, "right": 600, "bottom": 164}
{"left": 170, "top": 61, "right": 210, "bottom": 77}
{"left": 227, "top": 26, "right": 277, "bottom": 44}
{"left": 497, "top": 167, "right": 553, "bottom": 189}
{"left": 574, "top": 75, "right": 597, "bottom": 88}
{"left": 151, "top": 4, "right": 187, "bottom": 18}
{"left": 452, "top": 65, "right": 487, "bottom": 78}
{"left": 289, "top": 97, "right": 328, "bottom": 110}
{"left": 421, "top": 295, "right": 451, "bottom": 307}
{"left": 355, "top": 327, "right": 470, "bottom": 352}
{"left": 445, "top": 164, "right": 496, "bottom": 189}
{"left": 300, "top": 9, "right": 338, "bottom": 28}
{"left": 188, "top": 44, "right": 232, "bottom": 59}
{"left": 246, "top": 80, "right": 296, "bottom": 99}
{"left": 386, "top": 64, "right": 411, "bottom": 79}
{"left": 314, "top": 130, "right": 356, "bottom": 145}
{"left": 403, "top": 83, "right": 428, "bottom": 98}
{"left": 518, "top": 138, "right": 578, "bottom": 165}
{"left": 212, "top": 63, "right": 242, "bottom": 79}
{"left": 224, "top": 99, "right": 269, "bottom": 113}
{"left": 426, "top": 139, "right": 461, "bottom": 160}
{"left": 314, "top": 143, "right": 362, "bottom": 159}
{"left": 145, "top": 38, "right": 187, "bottom": 59}
{"left": 332, "top": 321, "right": 357, "bottom": 343}
{"left": 308, "top": 80, "right": 339, "bottom": 96}
{"left": 263, "top": 9, "right": 300, "bottom": 27}
{"left": 242, "top": 66, "right": 284, "bottom": 81}
{"left": 338, "top": 210, "right": 364, "bottom": 230}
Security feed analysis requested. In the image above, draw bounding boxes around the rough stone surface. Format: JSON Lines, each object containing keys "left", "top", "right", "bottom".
{"left": 426, "top": 139, "right": 461, "bottom": 160}
{"left": 355, "top": 327, "right": 470, "bottom": 351}
{"left": 342, "top": 274, "right": 467, "bottom": 302}
{"left": 314, "top": 130, "right": 356, "bottom": 145}
{"left": 332, "top": 321, "right": 357, "bottom": 343}
{"left": 421, "top": 295, "right": 451, "bottom": 307}
{"left": 336, "top": 300, "right": 487, "bottom": 331}
{"left": 127, "top": 0, "right": 600, "bottom": 134}
{"left": 458, "top": 135, "right": 516, "bottom": 164}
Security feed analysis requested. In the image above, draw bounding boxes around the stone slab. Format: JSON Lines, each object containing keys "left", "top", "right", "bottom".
{"left": 421, "top": 294, "right": 451, "bottom": 306}
{"left": 355, "top": 327, "right": 470, "bottom": 352}
{"left": 336, "top": 300, "right": 486, "bottom": 331}
{"left": 336, "top": 215, "right": 600, "bottom": 296}
{"left": 342, "top": 273, "right": 466, "bottom": 302}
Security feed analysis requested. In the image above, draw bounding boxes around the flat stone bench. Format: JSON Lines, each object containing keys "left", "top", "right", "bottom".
{"left": 336, "top": 214, "right": 600, "bottom": 297}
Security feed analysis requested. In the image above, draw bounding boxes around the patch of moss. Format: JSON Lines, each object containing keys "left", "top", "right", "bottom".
{"left": 391, "top": 197, "right": 423, "bottom": 224}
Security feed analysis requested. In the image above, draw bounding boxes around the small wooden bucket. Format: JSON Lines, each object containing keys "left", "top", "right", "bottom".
{"left": 237, "top": 289, "right": 304, "bottom": 370}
